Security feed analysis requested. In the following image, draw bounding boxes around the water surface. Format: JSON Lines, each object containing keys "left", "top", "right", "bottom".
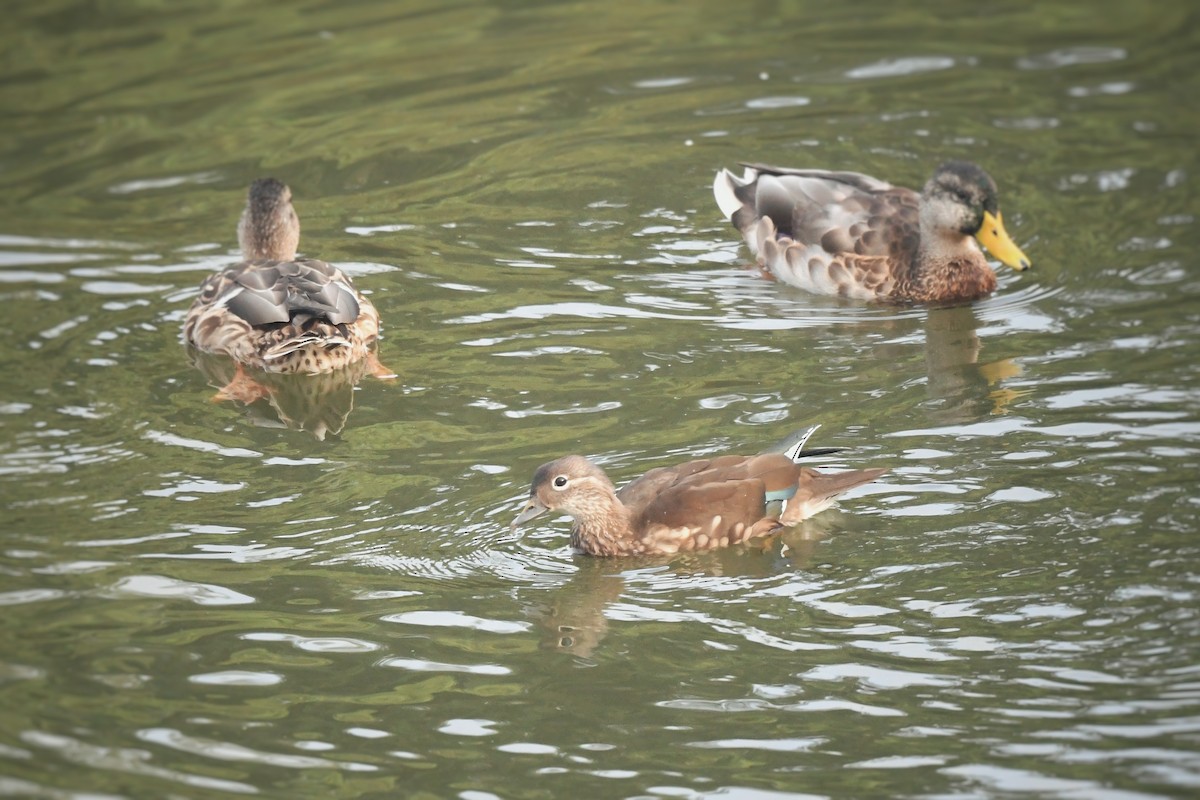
{"left": 2, "top": 1, "right": 1199, "bottom": 798}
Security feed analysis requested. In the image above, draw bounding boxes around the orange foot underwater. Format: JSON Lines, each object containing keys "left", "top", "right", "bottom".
{"left": 212, "top": 363, "right": 271, "bottom": 405}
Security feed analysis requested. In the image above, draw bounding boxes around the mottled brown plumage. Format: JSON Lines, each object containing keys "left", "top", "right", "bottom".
{"left": 511, "top": 428, "right": 887, "bottom": 557}
{"left": 182, "top": 178, "right": 384, "bottom": 374}
{"left": 713, "top": 161, "right": 1032, "bottom": 304}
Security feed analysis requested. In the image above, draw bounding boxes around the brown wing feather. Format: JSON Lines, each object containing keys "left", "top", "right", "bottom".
{"left": 734, "top": 166, "right": 922, "bottom": 282}
{"left": 636, "top": 479, "right": 773, "bottom": 552}
{"left": 616, "top": 458, "right": 715, "bottom": 515}
{"left": 785, "top": 182, "right": 920, "bottom": 263}
{"left": 619, "top": 454, "right": 801, "bottom": 513}
{"left": 623, "top": 454, "right": 803, "bottom": 531}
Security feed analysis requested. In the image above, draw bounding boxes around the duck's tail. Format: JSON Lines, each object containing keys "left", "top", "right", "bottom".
{"left": 712, "top": 165, "right": 760, "bottom": 221}
{"left": 775, "top": 424, "right": 887, "bottom": 522}
{"left": 780, "top": 466, "right": 889, "bottom": 524}
{"left": 777, "top": 424, "right": 843, "bottom": 462}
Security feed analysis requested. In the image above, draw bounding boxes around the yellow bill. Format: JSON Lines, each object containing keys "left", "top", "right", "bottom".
{"left": 976, "top": 210, "right": 1031, "bottom": 271}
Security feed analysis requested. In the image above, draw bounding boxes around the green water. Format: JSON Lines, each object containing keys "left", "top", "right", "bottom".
{"left": 2, "top": 0, "right": 1198, "bottom": 797}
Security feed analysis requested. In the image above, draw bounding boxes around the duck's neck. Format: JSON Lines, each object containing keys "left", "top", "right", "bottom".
{"left": 241, "top": 238, "right": 296, "bottom": 262}
{"left": 909, "top": 225, "right": 997, "bottom": 303}
{"left": 238, "top": 216, "right": 297, "bottom": 262}
{"left": 568, "top": 490, "right": 636, "bottom": 557}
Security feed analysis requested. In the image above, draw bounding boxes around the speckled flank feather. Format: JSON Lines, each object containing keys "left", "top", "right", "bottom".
{"left": 182, "top": 178, "right": 383, "bottom": 374}
{"left": 512, "top": 434, "right": 887, "bottom": 557}
{"left": 714, "top": 161, "right": 1030, "bottom": 304}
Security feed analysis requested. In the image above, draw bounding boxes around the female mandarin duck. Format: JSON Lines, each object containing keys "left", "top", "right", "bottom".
{"left": 713, "top": 161, "right": 1032, "bottom": 304}
{"left": 511, "top": 427, "right": 887, "bottom": 557}
{"left": 183, "top": 178, "right": 390, "bottom": 382}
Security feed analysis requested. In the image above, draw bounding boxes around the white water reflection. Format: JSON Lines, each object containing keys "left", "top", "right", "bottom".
{"left": 21, "top": 731, "right": 257, "bottom": 794}
{"left": 380, "top": 657, "right": 511, "bottom": 675}
{"left": 108, "top": 575, "right": 254, "bottom": 606}
{"left": 188, "top": 670, "right": 282, "bottom": 686}
{"left": 136, "top": 728, "right": 375, "bottom": 771}
{"left": 382, "top": 610, "right": 531, "bottom": 634}
{"left": 846, "top": 56, "right": 957, "bottom": 79}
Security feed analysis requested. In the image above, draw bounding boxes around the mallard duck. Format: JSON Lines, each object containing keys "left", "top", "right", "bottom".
{"left": 511, "top": 426, "right": 887, "bottom": 557}
{"left": 183, "top": 178, "right": 386, "bottom": 375}
{"left": 713, "top": 161, "right": 1032, "bottom": 304}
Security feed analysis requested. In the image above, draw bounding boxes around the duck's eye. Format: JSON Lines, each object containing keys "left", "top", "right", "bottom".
{"left": 553, "top": 475, "right": 568, "bottom": 489}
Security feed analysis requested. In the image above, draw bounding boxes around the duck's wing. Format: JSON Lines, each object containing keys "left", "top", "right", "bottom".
{"left": 607, "top": 449, "right": 888, "bottom": 553}
{"left": 615, "top": 458, "right": 712, "bottom": 514}
{"left": 222, "top": 259, "right": 361, "bottom": 327}
{"left": 718, "top": 164, "right": 919, "bottom": 257}
{"left": 619, "top": 454, "right": 804, "bottom": 548}
{"left": 738, "top": 162, "right": 895, "bottom": 193}
{"left": 622, "top": 451, "right": 887, "bottom": 537}
{"left": 714, "top": 164, "right": 922, "bottom": 298}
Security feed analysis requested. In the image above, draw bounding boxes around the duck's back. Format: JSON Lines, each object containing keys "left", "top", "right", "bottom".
{"left": 184, "top": 258, "right": 380, "bottom": 374}
{"left": 219, "top": 259, "right": 360, "bottom": 327}
{"left": 616, "top": 453, "right": 802, "bottom": 550}
{"left": 716, "top": 164, "right": 926, "bottom": 299}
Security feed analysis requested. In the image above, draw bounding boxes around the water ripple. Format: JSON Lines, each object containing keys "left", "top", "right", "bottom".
{"left": 136, "top": 728, "right": 375, "bottom": 771}
{"left": 20, "top": 731, "right": 257, "bottom": 794}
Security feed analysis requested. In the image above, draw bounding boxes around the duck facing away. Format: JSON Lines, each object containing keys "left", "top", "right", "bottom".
{"left": 713, "top": 161, "right": 1032, "bottom": 304}
{"left": 511, "top": 427, "right": 887, "bottom": 557}
{"left": 183, "top": 178, "right": 386, "bottom": 375}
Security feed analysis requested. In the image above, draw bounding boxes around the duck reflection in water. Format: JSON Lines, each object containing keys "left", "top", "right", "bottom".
{"left": 525, "top": 513, "right": 858, "bottom": 659}
{"left": 188, "top": 349, "right": 373, "bottom": 441}
{"left": 922, "top": 304, "right": 1027, "bottom": 421}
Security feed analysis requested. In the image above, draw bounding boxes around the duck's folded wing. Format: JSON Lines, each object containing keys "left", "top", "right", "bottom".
{"left": 680, "top": 454, "right": 801, "bottom": 495}
{"left": 616, "top": 459, "right": 714, "bottom": 514}
{"left": 738, "top": 163, "right": 894, "bottom": 194}
{"left": 719, "top": 164, "right": 919, "bottom": 260}
{"left": 622, "top": 454, "right": 802, "bottom": 521}
{"left": 763, "top": 176, "right": 915, "bottom": 258}
{"left": 635, "top": 479, "right": 773, "bottom": 548}
{"left": 225, "top": 260, "right": 360, "bottom": 327}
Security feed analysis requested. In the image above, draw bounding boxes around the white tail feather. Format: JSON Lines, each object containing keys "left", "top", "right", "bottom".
{"left": 263, "top": 334, "right": 351, "bottom": 360}
{"left": 713, "top": 167, "right": 753, "bottom": 220}
{"left": 783, "top": 425, "right": 821, "bottom": 462}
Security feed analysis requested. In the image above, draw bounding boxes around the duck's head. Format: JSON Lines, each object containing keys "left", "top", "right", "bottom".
{"left": 511, "top": 455, "right": 618, "bottom": 530}
{"left": 922, "top": 161, "right": 1031, "bottom": 272}
{"left": 237, "top": 177, "right": 300, "bottom": 262}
